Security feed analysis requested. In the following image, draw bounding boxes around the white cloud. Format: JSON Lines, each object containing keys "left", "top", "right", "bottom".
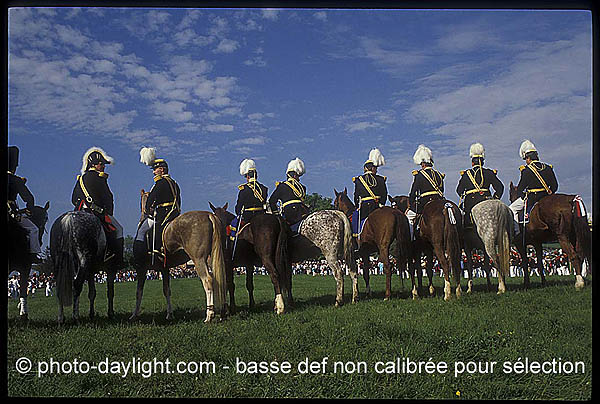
{"left": 214, "top": 38, "right": 240, "bottom": 53}
{"left": 151, "top": 101, "right": 193, "bottom": 122}
{"left": 229, "top": 136, "right": 268, "bottom": 146}
{"left": 261, "top": 9, "right": 280, "bottom": 20}
{"left": 314, "top": 11, "right": 327, "bottom": 22}
{"left": 205, "top": 124, "right": 234, "bottom": 133}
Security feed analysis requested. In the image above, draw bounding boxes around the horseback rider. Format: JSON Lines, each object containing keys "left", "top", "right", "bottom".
{"left": 269, "top": 157, "right": 308, "bottom": 230}
{"left": 231, "top": 158, "right": 268, "bottom": 241}
{"left": 406, "top": 144, "right": 445, "bottom": 230}
{"left": 72, "top": 147, "right": 124, "bottom": 268}
{"left": 7, "top": 146, "right": 42, "bottom": 262}
{"left": 353, "top": 148, "right": 388, "bottom": 223}
{"left": 509, "top": 140, "right": 558, "bottom": 235}
{"left": 456, "top": 142, "right": 504, "bottom": 229}
{"left": 135, "top": 147, "right": 181, "bottom": 264}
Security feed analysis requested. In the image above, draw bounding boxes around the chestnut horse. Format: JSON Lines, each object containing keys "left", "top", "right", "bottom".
{"left": 130, "top": 191, "right": 227, "bottom": 322}
{"left": 388, "top": 195, "right": 463, "bottom": 301}
{"left": 209, "top": 203, "right": 292, "bottom": 315}
{"left": 509, "top": 183, "right": 591, "bottom": 290}
{"left": 333, "top": 188, "right": 411, "bottom": 301}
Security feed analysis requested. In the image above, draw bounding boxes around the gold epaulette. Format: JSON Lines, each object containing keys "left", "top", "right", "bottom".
{"left": 238, "top": 184, "right": 245, "bottom": 190}
{"left": 98, "top": 172, "right": 108, "bottom": 178}
{"left": 412, "top": 170, "right": 418, "bottom": 176}
{"left": 275, "top": 181, "right": 281, "bottom": 187}
{"left": 547, "top": 164, "right": 553, "bottom": 168}
{"left": 441, "top": 172, "right": 445, "bottom": 178}
{"left": 460, "top": 170, "right": 465, "bottom": 175}
{"left": 352, "top": 176, "right": 357, "bottom": 183}
{"left": 492, "top": 169, "right": 498, "bottom": 174}
{"left": 382, "top": 175, "right": 387, "bottom": 181}
{"left": 519, "top": 165, "right": 526, "bottom": 171}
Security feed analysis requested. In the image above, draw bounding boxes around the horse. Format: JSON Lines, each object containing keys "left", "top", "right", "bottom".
{"left": 508, "top": 183, "right": 591, "bottom": 290}
{"left": 286, "top": 204, "right": 360, "bottom": 307}
{"left": 50, "top": 210, "right": 117, "bottom": 324}
{"left": 130, "top": 190, "right": 227, "bottom": 322}
{"left": 388, "top": 195, "right": 463, "bottom": 301}
{"left": 462, "top": 199, "right": 514, "bottom": 295}
{"left": 333, "top": 188, "right": 411, "bottom": 301}
{"left": 8, "top": 202, "right": 50, "bottom": 320}
{"left": 209, "top": 203, "right": 292, "bottom": 315}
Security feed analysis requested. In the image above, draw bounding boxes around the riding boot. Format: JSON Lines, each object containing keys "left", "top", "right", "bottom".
{"left": 133, "top": 240, "right": 147, "bottom": 270}
{"left": 113, "top": 237, "right": 125, "bottom": 271}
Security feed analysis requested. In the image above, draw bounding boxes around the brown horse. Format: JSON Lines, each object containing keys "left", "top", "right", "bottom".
{"left": 209, "top": 202, "right": 292, "bottom": 315}
{"left": 130, "top": 190, "right": 227, "bottom": 322}
{"left": 389, "top": 195, "right": 464, "bottom": 301}
{"left": 333, "top": 188, "right": 411, "bottom": 301}
{"left": 509, "top": 183, "right": 591, "bottom": 290}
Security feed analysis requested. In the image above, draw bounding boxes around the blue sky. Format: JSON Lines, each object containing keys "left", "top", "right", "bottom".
{"left": 7, "top": 7, "right": 593, "bottom": 248}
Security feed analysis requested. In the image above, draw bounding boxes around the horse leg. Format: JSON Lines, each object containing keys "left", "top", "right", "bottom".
{"left": 225, "top": 263, "right": 236, "bottom": 315}
{"left": 557, "top": 234, "right": 584, "bottom": 290}
{"left": 426, "top": 251, "right": 435, "bottom": 297}
{"left": 162, "top": 269, "right": 173, "bottom": 320}
{"left": 348, "top": 257, "right": 360, "bottom": 303}
{"left": 193, "top": 258, "right": 216, "bottom": 323}
{"left": 18, "top": 269, "right": 29, "bottom": 320}
{"left": 465, "top": 249, "right": 475, "bottom": 294}
{"left": 72, "top": 275, "right": 85, "bottom": 323}
{"left": 360, "top": 251, "right": 372, "bottom": 297}
{"left": 534, "top": 243, "right": 546, "bottom": 287}
{"left": 516, "top": 242, "right": 530, "bottom": 290}
{"left": 432, "top": 244, "right": 452, "bottom": 301}
{"left": 409, "top": 257, "right": 419, "bottom": 300}
{"left": 130, "top": 269, "right": 147, "bottom": 320}
{"left": 246, "top": 267, "right": 256, "bottom": 309}
{"left": 87, "top": 273, "right": 96, "bottom": 320}
{"left": 106, "top": 270, "right": 116, "bottom": 319}
{"left": 326, "top": 252, "right": 345, "bottom": 307}
{"left": 380, "top": 247, "right": 392, "bottom": 301}
{"left": 263, "top": 258, "right": 285, "bottom": 314}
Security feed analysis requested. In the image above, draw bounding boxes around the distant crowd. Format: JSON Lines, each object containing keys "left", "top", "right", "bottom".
{"left": 7, "top": 247, "right": 589, "bottom": 299}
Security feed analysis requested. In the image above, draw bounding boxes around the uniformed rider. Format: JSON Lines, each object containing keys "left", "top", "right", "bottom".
{"left": 7, "top": 146, "right": 42, "bottom": 262}
{"left": 135, "top": 147, "right": 181, "bottom": 263}
{"left": 72, "top": 147, "right": 124, "bottom": 267}
{"left": 231, "top": 159, "right": 268, "bottom": 241}
{"left": 509, "top": 140, "right": 558, "bottom": 235}
{"left": 406, "top": 144, "right": 445, "bottom": 228}
{"left": 269, "top": 157, "right": 308, "bottom": 228}
{"left": 456, "top": 142, "right": 504, "bottom": 229}
{"left": 353, "top": 148, "right": 388, "bottom": 221}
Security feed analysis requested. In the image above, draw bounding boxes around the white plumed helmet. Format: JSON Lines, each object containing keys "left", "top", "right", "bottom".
{"left": 240, "top": 158, "right": 256, "bottom": 176}
{"left": 519, "top": 139, "right": 537, "bottom": 160}
{"left": 469, "top": 142, "right": 485, "bottom": 158}
{"left": 286, "top": 157, "right": 305, "bottom": 176}
{"left": 365, "top": 148, "right": 385, "bottom": 167}
{"left": 413, "top": 144, "right": 433, "bottom": 165}
{"left": 139, "top": 147, "right": 156, "bottom": 166}
{"left": 82, "top": 146, "right": 114, "bottom": 174}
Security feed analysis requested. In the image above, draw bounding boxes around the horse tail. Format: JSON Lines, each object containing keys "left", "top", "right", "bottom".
{"left": 572, "top": 196, "right": 591, "bottom": 266}
{"left": 395, "top": 211, "right": 411, "bottom": 272}
{"left": 495, "top": 206, "right": 512, "bottom": 278}
{"left": 275, "top": 216, "right": 291, "bottom": 295}
{"left": 53, "top": 215, "right": 75, "bottom": 307}
{"left": 208, "top": 213, "right": 227, "bottom": 313}
{"left": 444, "top": 203, "right": 462, "bottom": 279}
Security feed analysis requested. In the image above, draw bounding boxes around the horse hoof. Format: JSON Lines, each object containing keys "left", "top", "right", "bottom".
{"left": 19, "top": 314, "right": 29, "bottom": 322}
{"left": 335, "top": 300, "right": 344, "bottom": 307}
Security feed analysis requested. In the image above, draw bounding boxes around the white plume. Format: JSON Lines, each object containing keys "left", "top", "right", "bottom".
{"left": 140, "top": 147, "right": 156, "bottom": 166}
{"left": 240, "top": 158, "right": 256, "bottom": 176}
{"left": 519, "top": 139, "right": 537, "bottom": 159}
{"left": 413, "top": 144, "right": 433, "bottom": 165}
{"left": 81, "top": 146, "right": 114, "bottom": 174}
{"left": 286, "top": 157, "right": 306, "bottom": 176}
{"left": 469, "top": 142, "right": 485, "bottom": 158}
{"left": 368, "top": 148, "right": 385, "bottom": 167}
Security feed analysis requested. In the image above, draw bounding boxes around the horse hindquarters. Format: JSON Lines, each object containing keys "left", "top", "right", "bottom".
{"left": 443, "top": 204, "right": 463, "bottom": 300}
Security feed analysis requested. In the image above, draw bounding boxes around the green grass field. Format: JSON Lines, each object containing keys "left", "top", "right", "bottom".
{"left": 6, "top": 273, "right": 592, "bottom": 399}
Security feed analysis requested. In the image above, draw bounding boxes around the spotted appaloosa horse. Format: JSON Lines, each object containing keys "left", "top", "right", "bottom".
{"left": 8, "top": 202, "right": 49, "bottom": 320}
{"left": 389, "top": 195, "right": 463, "bottom": 301}
{"left": 209, "top": 203, "right": 292, "bottom": 315}
{"left": 509, "top": 183, "right": 591, "bottom": 290}
{"left": 288, "top": 207, "right": 360, "bottom": 307}
{"left": 463, "top": 199, "right": 514, "bottom": 295}
{"left": 334, "top": 188, "right": 411, "bottom": 301}
{"left": 130, "top": 191, "right": 227, "bottom": 323}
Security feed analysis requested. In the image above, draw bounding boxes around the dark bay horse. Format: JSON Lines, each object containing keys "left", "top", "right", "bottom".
{"left": 130, "top": 191, "right": 227, "bottom": 322}
{"left": 389, "top": 195, "right": 463, "bottom": 301}
{"left": 509, "top": 183, "right": 591, "bottom": 290}
{"left": 50, "top": 210, "right": 117, "bottom": 324}
{"left": 333, "top": 188, "right": 411, "bottom": 301}
{"left": 8, "top": 202, "right": 50, "bottom": 320}
{"left": 287, "top": 206, "right": 360, "bottom": 307}
{"left": 209, "top": 203, "right": 292, "bottom": 315}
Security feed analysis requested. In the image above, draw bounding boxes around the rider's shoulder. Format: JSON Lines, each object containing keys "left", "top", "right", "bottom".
{"left": 9, "top": 173, "right": 27, "bottom": 184}
{"left": 352, "top": 176, "right": 358, "bottom": 182}
{"left": 459, "top": 170, "right": 465, "bottom": 176}
{"left": 412, "top": 170, "right": 419, "bottom": 176}
{"left": 519, "top": 165, "right": 526, "bottom": 171}
{"left": 238, "top": 183, "right": 246, "bottom": 191}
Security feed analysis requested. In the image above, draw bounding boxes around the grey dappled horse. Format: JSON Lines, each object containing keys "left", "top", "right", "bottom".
{"left": 50, "top": 211, "right": 117, "bottom": 324}
{"left": 463, "top": 199, "right": 514, "bottom": 295}
{"left": 288, "top": 209, "right": 360, "bottom": 306}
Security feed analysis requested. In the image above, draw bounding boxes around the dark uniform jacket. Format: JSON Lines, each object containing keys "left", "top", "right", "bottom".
{"left": 269, "top": 178, "right": 307, "bottom": 225}
{"left": 456, "top": 166, "right": 504, "bottom": 225}
{"left": 515, "top": 161, "right": 558, "bottom": 207}
{"left": 8, "top": 172, "right": 35, "bottom": 213}
{"left": 235, "top": 178, "right": 268, "bottom": 222}
{"left": 145, "top": 174, "right": 181, "bottom": 227}
{"left": 353, "top": 172, "right": 388, "bottom": 218}
{"left": 409, "top": 166, "right": 445, "bottom": 214}
{"left": 72, "top": 169, "right": 114, "bottom": 216}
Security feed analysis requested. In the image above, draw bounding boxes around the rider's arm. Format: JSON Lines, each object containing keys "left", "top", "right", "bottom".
{"left": 489, "top": 169, "right": 504, "bottom": 199}
{"left": 16, "top": 178, "right": 35, "bottom": 210}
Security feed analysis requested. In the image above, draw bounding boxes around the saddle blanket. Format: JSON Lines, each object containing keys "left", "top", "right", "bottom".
{"left": 350, "top": 210, "right": 367, "bottom": 238}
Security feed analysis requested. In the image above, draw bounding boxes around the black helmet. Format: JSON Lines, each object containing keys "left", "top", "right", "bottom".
{"left": 8, "top": 146, "right": 19, "bottom": 173}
